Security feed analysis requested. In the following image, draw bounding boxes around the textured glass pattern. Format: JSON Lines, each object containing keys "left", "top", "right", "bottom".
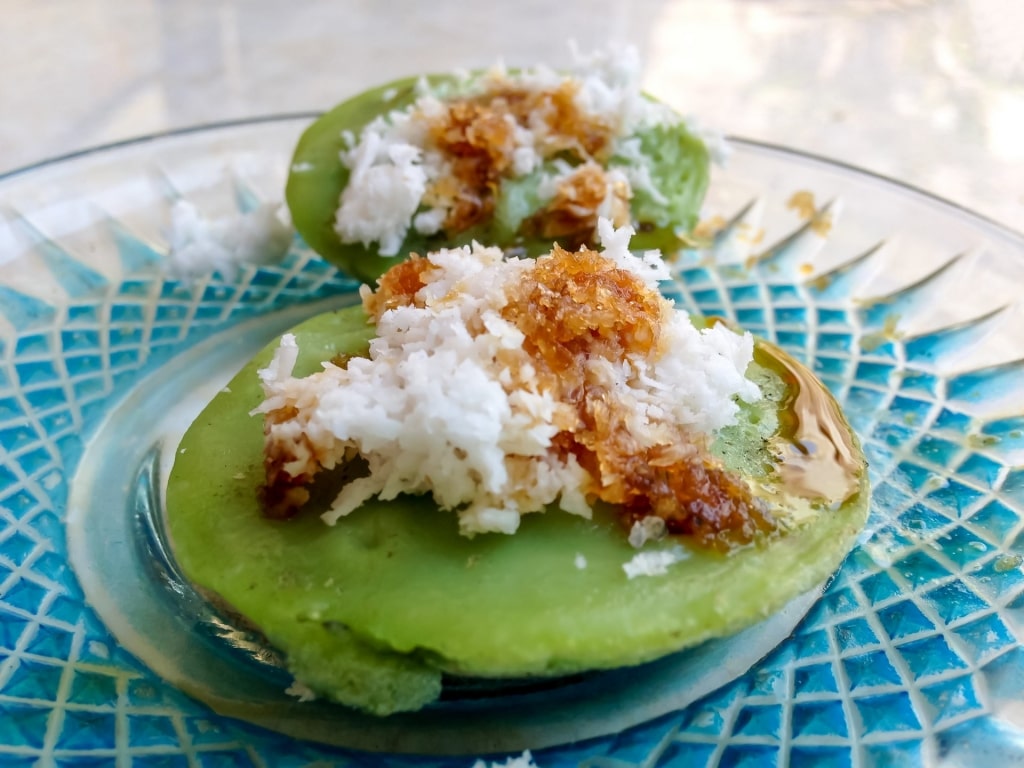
{"left": 1, "top": 119, "right": 1024, "bottom": 766}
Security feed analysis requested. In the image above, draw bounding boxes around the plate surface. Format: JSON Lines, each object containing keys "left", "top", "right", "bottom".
{"left": 2, "top": 117, "right": 1024, "bottom": 766}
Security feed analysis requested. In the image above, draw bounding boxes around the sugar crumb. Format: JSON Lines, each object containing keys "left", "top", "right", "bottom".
{"left": 786, "top": 190, "right": 817, "bottom": 219}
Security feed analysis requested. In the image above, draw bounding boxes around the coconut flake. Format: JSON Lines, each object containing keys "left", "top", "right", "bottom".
{"left": 166, "top": 200, "right": 292, "bottom": 279}
{"left": 284, "top": 679, "right": 317, "bottom": 702}
{"left": 622, "top": 547, "right": 688, "bottom": 579}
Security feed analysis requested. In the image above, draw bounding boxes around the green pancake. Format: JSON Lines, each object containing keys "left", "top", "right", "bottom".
{"left": 166, "top": 306, "right": 869, "bottom": 716}
{"left": 285, "top": 74, "right": 710, "bottom": 283}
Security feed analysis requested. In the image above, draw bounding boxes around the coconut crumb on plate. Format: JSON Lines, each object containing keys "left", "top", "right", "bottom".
{"left": 472, "top": 750, "right": 539, "bottom": 768}
{"left": 166, "top": 199, "right": 293, "bottom": 279}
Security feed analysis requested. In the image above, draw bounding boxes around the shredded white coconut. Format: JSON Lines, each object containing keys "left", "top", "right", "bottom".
{"left": 596, "top": 218, "right": 672, "bottom": 288}
{"left": 335, "top": 134, "right": 430, "bottom": 256}
{"left": 471, "top": 750, "right": 538, "bottom": 768}
{"left": 622, "top": 546, "right": 689, "bottom": 579}
{"left": 255, "top": 221, "right": 759, "bottom": 537}
{"left": 166, "top": 200, "right": 293, "bottom": 279}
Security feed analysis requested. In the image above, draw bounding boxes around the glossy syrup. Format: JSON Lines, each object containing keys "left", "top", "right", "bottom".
{"left": 755, "top": 341, "right": 864, "bottom": 508}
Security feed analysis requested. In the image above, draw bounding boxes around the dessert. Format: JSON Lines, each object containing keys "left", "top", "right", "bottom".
{"left": 166, "top": 223, "right": 869, "bottom": 715}
{"left": 286, "top": 48, "right": 711, "bottom": 281}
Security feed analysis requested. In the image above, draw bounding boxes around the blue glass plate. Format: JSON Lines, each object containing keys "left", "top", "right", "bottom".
{"left": 2, "top": 116, "right": 1024, "bottom": 766}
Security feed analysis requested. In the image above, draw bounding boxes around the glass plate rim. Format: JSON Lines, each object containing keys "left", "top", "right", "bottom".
{"left": 2, "top": 112, "right": 1022, "bottom": 250}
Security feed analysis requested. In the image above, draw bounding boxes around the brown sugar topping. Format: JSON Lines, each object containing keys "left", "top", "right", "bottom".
{"left": 426, "top": 100, "right": 515, "bottom": 233}
{"left": 499, "top": 246, "right": 773, "bottom": 548}
{"left": 423, "top": 81, "right": 617, "bottom": 237}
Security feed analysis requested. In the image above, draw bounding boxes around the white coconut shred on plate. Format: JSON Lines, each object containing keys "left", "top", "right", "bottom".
{"left": 166, "top": 200, "right": 293, "bottom": 279}
{"left": 622, "top": 547, "right": 689, "bottom": 580}
{"left": 332, "top": 45, "right": 684, "bottom": 255}
{"left": 254, "top": 219, "right": 761, "bottom": 539}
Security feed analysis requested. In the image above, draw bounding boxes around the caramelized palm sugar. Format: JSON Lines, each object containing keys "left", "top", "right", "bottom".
{"left": 523, "top": 163, "right": 631, "bottom": 251}
{"left": 362, "top": 255, "right": 431, "bottom": 317}
{"left": 499, "top": 246, "right": 772, "bottom": 547}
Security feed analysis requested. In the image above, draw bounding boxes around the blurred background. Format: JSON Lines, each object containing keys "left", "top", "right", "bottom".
{"left": 2, "top": 0, "right": 1022, "bottom": 233}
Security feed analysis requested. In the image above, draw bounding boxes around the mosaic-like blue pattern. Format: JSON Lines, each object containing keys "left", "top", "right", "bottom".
{"left": 2, "top": 130, "right": 1024, "bottom": 766}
